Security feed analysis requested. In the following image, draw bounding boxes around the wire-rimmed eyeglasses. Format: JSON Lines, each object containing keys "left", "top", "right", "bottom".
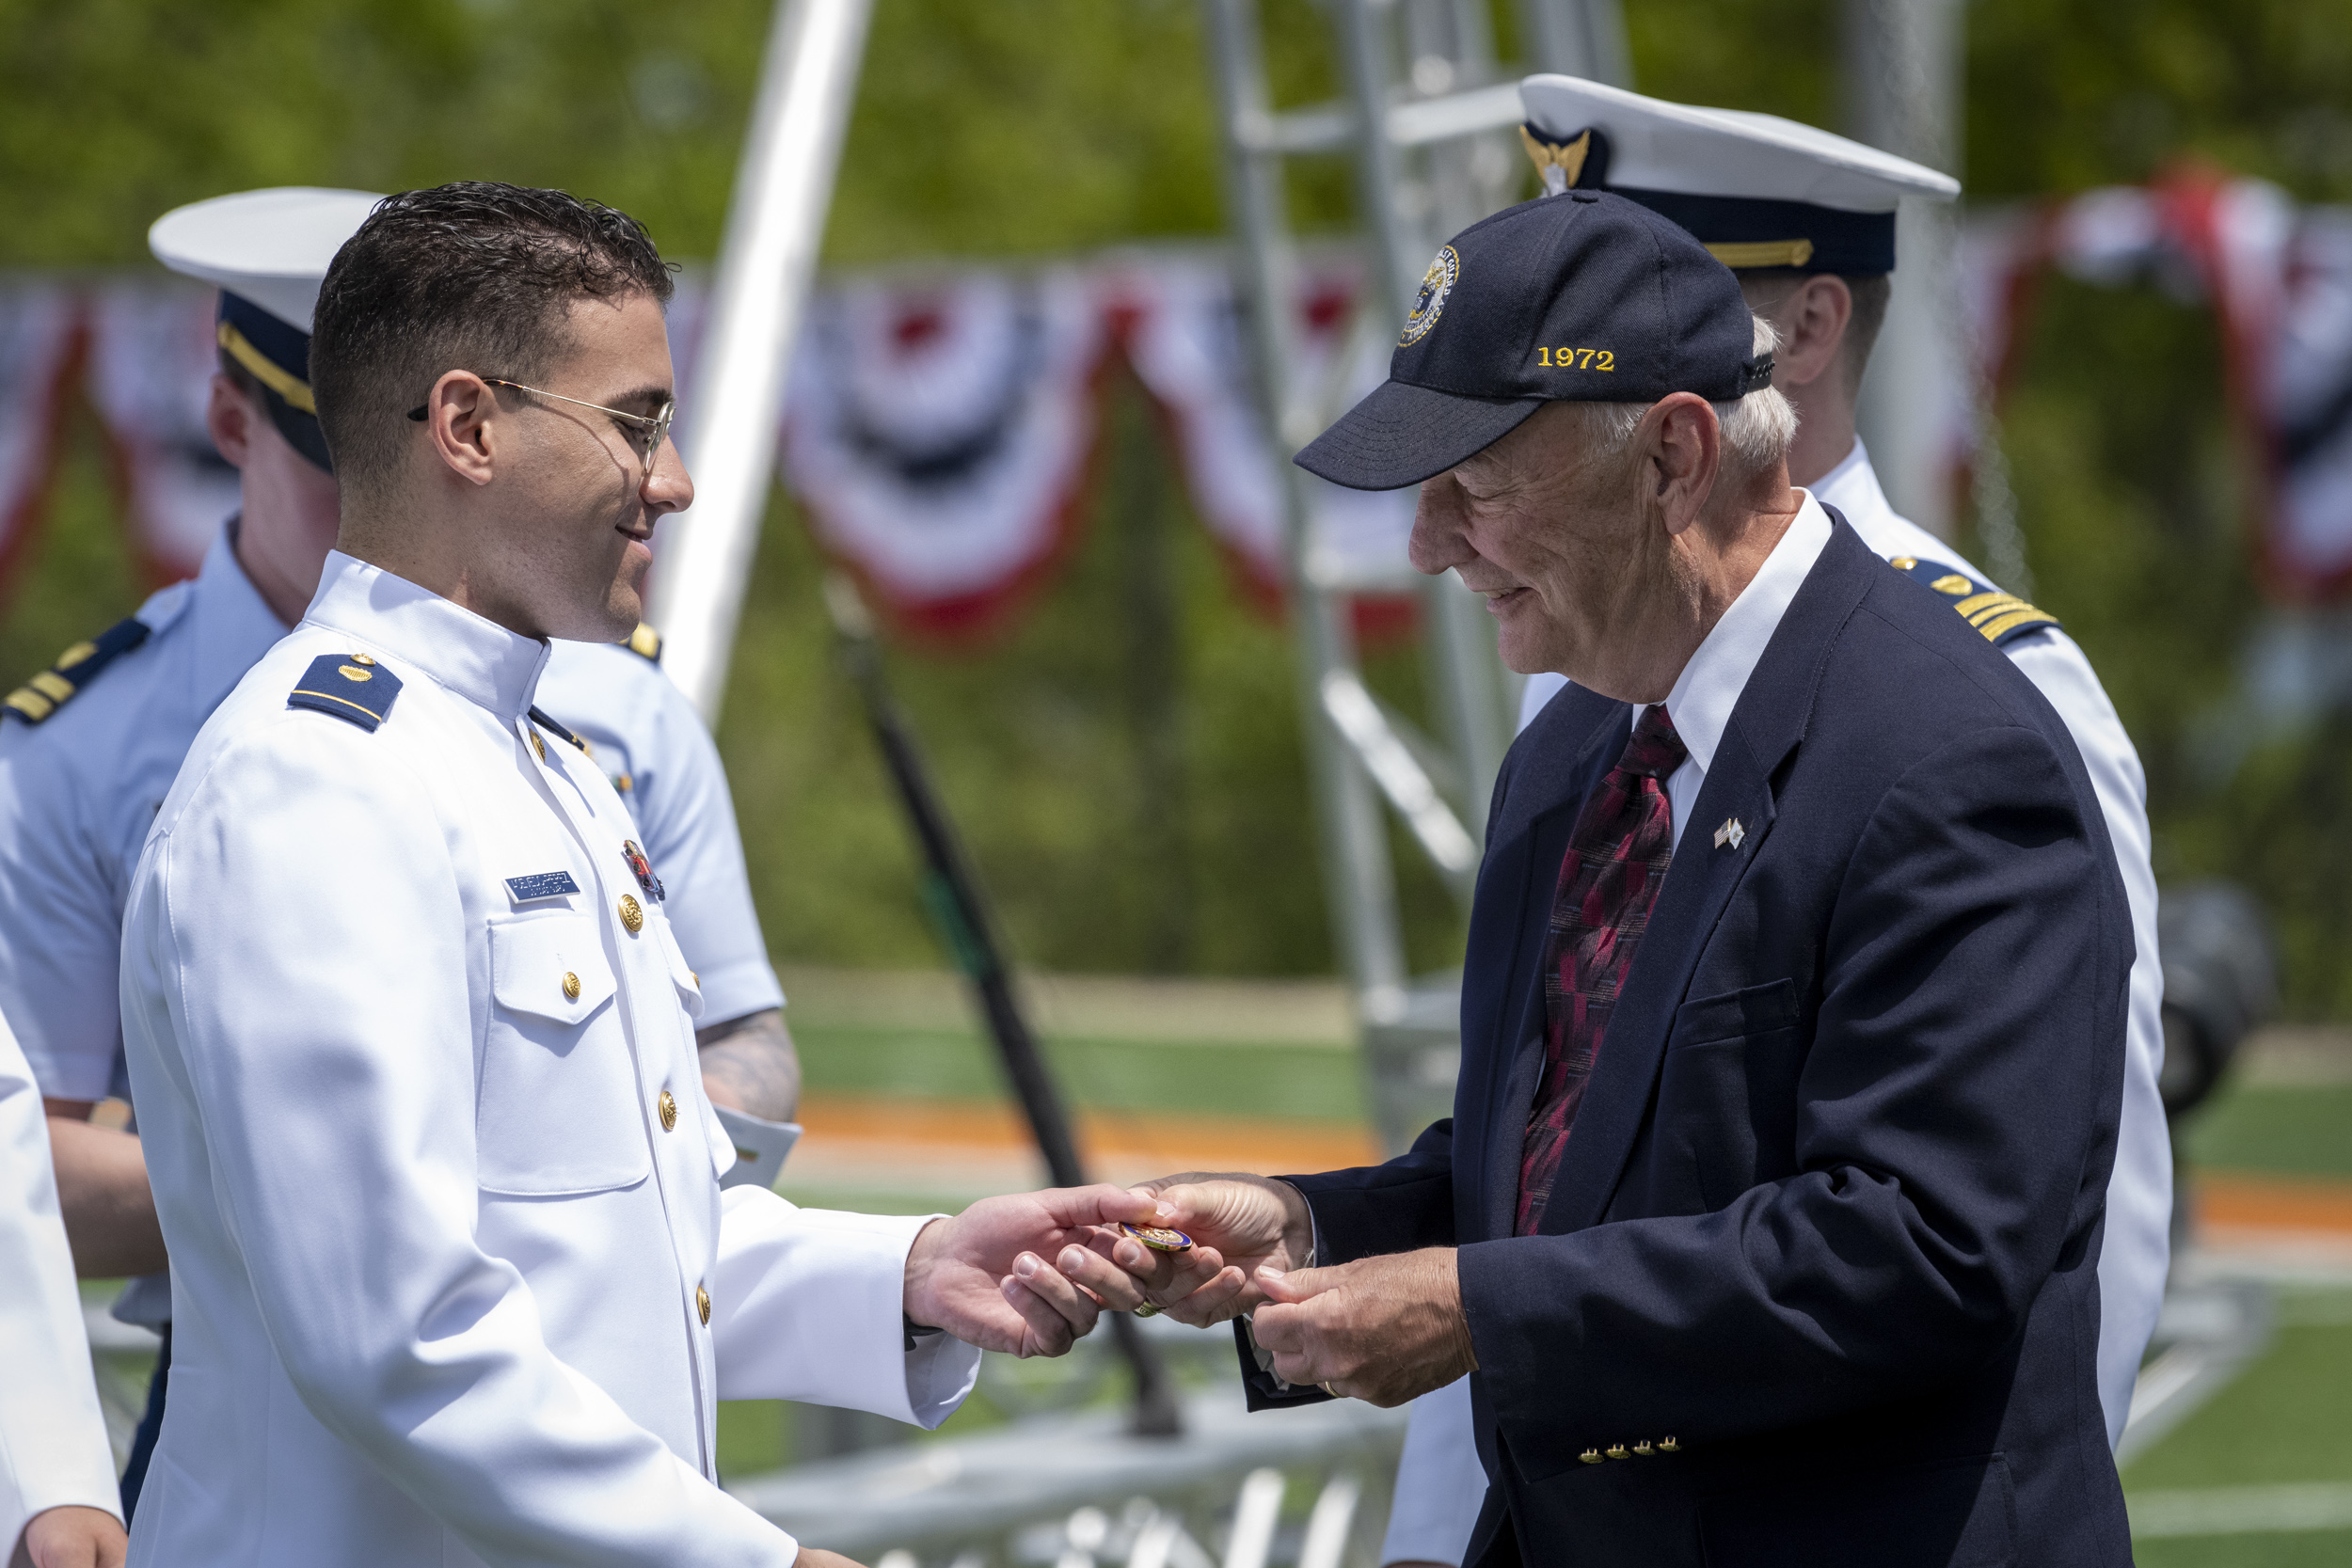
{"left": 406, "top": 378, "right": 675, "bottom": 483}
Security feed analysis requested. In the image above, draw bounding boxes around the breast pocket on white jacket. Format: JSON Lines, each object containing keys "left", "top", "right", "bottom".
{"left": 479, "top": 913, "right": 651, "bottom": 1195}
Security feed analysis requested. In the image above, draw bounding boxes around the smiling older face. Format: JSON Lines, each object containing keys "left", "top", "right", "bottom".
{"left": 1409, "top": 398, "right": 1699, "bottom": 699}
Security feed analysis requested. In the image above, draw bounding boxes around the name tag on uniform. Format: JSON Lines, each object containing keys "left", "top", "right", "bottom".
{"left": 503, "top": 870, "right": 581, "bottom": 903}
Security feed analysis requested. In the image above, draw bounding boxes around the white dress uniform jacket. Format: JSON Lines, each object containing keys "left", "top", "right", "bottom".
{"left": 1382, "top": 445, "right": 2169, "bottom": 1565}
{"left": 534, "top": 641, "right": 786, "bottom": 1031}
{"left": 0, "top": 1013, "right": 123, "bottom": 1555}
{"left": 118, "top": 553, "right": 977, "bottom": 1568}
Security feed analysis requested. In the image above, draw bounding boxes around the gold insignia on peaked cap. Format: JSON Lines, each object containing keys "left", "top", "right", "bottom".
{"left": 1519, "top": 124, "right": 1596, "bottom": 195}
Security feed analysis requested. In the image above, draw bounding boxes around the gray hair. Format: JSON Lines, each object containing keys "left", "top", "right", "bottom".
{"left": 1568, "top": 313, "right": 1798, "bottom": 475}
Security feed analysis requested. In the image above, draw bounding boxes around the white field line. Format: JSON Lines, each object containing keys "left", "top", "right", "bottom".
{"left": 2131, "top": 1481, "right": 2352, "bottom": 1538}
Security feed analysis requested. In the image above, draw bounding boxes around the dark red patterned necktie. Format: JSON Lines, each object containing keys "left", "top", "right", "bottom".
{"left": 1516, "top": 705, "right": 1688, "bottom": 1235}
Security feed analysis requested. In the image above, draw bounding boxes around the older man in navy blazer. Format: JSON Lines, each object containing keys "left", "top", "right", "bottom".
{"left": 1048, "top": 188, "right": 2135, "bottom": 1566}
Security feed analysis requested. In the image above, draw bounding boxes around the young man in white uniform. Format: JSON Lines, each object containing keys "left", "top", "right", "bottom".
{"left": 1376, "top": 79, "right": 2171, "bottom": 1565}
{"left": 115, "top": 182, "right": 1149, "bottom": 1568}
{"left": 1, "top": 1012, "right": 125, "bottom": 1568}
{"left": 0, "top": 188, "right": 799, "bottom": 1516}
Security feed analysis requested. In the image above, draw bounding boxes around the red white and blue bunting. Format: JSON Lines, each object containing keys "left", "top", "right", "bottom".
{"left": 8, "top": 193, "right": 2352, "bottom": 622}
{"left": 0, "top": 285, "right": 82, "bottom": 594}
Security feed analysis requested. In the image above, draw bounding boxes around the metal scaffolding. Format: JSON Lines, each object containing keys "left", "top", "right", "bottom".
{"left": 1200, "top": 0, "right": 1629, "bottom": 1151}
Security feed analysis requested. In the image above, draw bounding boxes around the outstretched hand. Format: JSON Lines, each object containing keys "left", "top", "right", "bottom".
{"left": 1031, "top": 1173, "right": 1313, "bottom": 1328}
{"left": 903, "top": 1185, "right": 1163, "bottom": 1357}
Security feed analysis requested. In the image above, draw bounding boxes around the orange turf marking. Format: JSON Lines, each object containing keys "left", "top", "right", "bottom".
{"left": 2196, "top": 1171, "right": 2352, "bottom": 1236}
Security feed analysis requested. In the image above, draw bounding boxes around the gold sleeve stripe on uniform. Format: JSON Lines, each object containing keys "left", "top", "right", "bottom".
{"left": 217, "top": 320, "right": 318, "bottom": 414}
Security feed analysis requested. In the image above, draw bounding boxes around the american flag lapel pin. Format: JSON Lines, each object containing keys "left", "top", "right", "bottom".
{"left": 1712, "top": 816, "right": 1745, "bottom": 850}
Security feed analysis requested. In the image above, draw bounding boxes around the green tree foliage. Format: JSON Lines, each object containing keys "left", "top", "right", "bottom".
{"left": 5, "top": 0, "right": 2352, "bottom": 1002}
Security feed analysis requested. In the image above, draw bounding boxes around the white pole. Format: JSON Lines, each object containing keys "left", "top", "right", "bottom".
{"left": 1844, "top": 0, "right": 1963, "bottom": 539}
{"left": 650, "top": 0, "right": 874, "bottom": 722}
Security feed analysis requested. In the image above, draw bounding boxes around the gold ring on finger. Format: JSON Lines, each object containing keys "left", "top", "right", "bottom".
{"left": 1134, "top": 1302, "right": 1161, "bottom": 1319}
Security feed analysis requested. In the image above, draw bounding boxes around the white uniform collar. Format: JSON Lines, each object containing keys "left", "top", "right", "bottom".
{"left": 1807, "top": 436, "right": 1893, "bottom": 533}
{"left": 301, "top": 550, "right": 549, "bottom": 722}
{"left": 190, "top": 523, "right": 295, "bottom": 712}
{"left": 1644, "top": 491, "right": 1835, "bottom": 778}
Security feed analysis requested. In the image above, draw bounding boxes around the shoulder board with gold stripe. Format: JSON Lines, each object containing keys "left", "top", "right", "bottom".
{"left": 2, "top": 616, "right": 153, "bottom": 724}
{"left": 1886, "top": 556, "right": 2062, "bottom": 649}
{"left": 626, "top": 623, "right": 662, "bottom": 663}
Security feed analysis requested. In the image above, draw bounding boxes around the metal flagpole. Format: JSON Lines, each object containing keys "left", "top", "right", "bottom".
{"left": 648, "top": 0, "right": 875, "bottom": 724}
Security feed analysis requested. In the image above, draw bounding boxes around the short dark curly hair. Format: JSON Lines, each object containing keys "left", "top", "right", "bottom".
{"left": 310, "top": 182, "right": 675, "bottom": 488}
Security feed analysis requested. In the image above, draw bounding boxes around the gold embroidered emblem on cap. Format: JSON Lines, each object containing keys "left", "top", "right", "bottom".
{"left": 658, "top": 1089, "right": 677, "bottom": 1132}
{"left": 1399, "top": 245, "right": 1461, "bottom": 345}
{"left": 1518, "top": 124, "right": 1596, "bottom": 189}
{"left": 562, "top": 971, "right": 580, "bottom": 1002}
{"left": 619, "top": 895, "right": 643, "bottom": 933}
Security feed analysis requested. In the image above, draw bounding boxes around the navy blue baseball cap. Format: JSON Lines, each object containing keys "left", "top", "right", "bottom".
{"left": 1296, "top": 188, "right": 1774, "bottom": 493}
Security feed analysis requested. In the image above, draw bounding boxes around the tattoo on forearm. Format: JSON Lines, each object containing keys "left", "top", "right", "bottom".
{"left": 695, "top": 1008, "right": 802, "bottom": 1122}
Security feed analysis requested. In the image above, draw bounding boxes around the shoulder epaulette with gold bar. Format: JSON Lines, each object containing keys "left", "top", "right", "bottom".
{"left": 627, "top": 623, "right": 662, "bottom": 663}
{"left": 2, "top": 616, "right": 152, "bottom": 724}
{"left": 1887, "top": 556, "right": 2062, "bottom": 649}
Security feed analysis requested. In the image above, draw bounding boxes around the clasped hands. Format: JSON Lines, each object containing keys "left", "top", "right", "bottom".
{"left": 907, "top": 1173, "right": 1473, "bottom": 1405}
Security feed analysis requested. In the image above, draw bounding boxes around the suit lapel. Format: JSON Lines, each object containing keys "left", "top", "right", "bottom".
{"left": 1458, "top": 693, "right": 1628, "bottom": 1243}
{"left": 1540, "top": 515, "right": 1878, "bottom": 1236}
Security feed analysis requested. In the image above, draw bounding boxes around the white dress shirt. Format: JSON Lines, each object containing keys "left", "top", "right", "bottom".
{"left": 1636, "top": 494, "right": 1833, "bottom": 850}
{"left": 119, "top": 553, "right": 977, "bottom": 1567}
{"left": 0, "top": 1013, "right": 123, "bottom": 1556}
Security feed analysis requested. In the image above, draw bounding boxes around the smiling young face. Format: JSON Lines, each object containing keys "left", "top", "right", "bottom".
{"left": 473, "top": 291, "right": 689, "bottom": 641}
{"left": 393, "top": 288, "right": 692, "bottom": 643}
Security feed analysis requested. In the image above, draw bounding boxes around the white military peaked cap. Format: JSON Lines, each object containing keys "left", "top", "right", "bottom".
{"left": 148, "top": 186, "right": 385, "bottom": 334}
{"left": 147, "top": 186, "right": 384, "bottom": 471}
{"left": 1517, "top": 74, "right": 1959, "bottom": 274}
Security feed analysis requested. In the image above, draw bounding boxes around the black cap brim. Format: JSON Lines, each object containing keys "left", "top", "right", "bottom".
{"left": 1294, "top": 379, "right": 1545, "bottom": 492}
